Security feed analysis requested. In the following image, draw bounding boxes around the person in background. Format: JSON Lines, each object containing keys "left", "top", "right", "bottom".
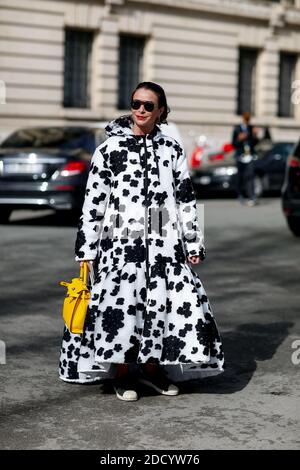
{"left": 232, "top": 111, "right": 259, "bottom": 206}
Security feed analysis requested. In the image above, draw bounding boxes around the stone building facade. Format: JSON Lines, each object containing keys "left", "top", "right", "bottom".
{"left": 1, "top": 0, "right": 300, "bottom": 152}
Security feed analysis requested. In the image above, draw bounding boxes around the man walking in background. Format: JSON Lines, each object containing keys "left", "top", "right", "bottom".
{"left": 232, "top": 111, "right": 259, "bottom": 206}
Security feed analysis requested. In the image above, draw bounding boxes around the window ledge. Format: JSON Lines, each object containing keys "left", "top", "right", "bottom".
{"left": 60, "top": 108, "right": 103, "bottom": 120}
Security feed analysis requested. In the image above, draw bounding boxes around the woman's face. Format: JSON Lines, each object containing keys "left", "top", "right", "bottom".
{"left": 131, "top": 88, "right": 164, "bottom": 132}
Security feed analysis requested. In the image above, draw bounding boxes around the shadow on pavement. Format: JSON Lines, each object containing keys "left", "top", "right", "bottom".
{"left": 178, "top": 321, "right": 293, "bottom": 395}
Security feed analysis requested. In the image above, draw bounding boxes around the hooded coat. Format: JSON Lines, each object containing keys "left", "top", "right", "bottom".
{"left": 59, "top": 115, "right": 224, "bottom": 383}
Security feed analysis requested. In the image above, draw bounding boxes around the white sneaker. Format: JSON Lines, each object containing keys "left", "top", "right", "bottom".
{"left": 246, "top": 199, "right": 257, "bottom": 207}
{"left": 113, "top": 375, "right": 139, "bottom": 401}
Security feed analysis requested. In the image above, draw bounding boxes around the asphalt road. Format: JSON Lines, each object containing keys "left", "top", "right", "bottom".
{"left": 0, "top": 198, "right": 299, "bottom": 450}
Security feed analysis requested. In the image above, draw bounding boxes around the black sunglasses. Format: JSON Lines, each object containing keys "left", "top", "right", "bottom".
{"left": 131, "top": 99, "right": 157, "bottom": 112}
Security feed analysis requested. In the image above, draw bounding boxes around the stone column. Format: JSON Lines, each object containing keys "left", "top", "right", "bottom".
{"left": 256, "top": 38, "right": 279, "bottom": 119}
{"left": 97, "top": 12, "right": 119, "bottom": 119}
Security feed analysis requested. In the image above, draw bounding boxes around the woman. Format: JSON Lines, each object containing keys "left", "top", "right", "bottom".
{"left": 59, "top": 81, "right": 225, "bottom": 401}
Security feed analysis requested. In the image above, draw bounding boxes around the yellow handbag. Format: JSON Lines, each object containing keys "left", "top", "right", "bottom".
{"left": 59, "top": 262, "right": 91, "bottom": 334}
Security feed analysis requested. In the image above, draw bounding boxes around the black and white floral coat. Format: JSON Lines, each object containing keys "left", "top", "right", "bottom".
{"left": 59, "top": 115, "right": 224, "bottom": 384}
{"left": 75, "top": 115, "right": 206, "bottom": 268}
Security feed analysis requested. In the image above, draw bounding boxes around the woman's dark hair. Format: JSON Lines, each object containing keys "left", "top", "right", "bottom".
{"left": 131, "top": 81, "right": 170, "bottom": 124}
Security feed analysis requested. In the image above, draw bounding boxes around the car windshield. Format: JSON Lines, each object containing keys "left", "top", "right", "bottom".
{"left": 1, "top": 127, "right": 94, "bottom": 150}
{"left": 267, "top": 143, "right": 294, "bottom": 158}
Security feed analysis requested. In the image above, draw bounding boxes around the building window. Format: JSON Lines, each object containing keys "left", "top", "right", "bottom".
{"left": 63, "top": 29, "right": 93, "bottom": 108}
{"left": 237, "top": 47, "right": 258, "bottom": 115}
{"left": 118, "top": 35, "right": 145, "bottom": 110}
{"left": 278, "top": 52, "right": 297, "bottom": 118}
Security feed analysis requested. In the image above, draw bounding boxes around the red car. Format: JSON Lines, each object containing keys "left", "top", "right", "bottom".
{"left": 190, "top": 140, "right": 234, "bottom": 169}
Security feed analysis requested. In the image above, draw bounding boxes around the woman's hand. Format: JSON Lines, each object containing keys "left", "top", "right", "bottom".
{"left": 187, "top": 256, "right": 201, "bottom": 264}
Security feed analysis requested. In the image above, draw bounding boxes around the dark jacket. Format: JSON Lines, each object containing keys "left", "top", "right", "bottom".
{"left": 232, "top": 123, "right": 259, "bottom": 159}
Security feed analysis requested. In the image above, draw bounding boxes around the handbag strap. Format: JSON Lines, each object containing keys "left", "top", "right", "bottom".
{"left": 80, "top": 261, "right": 88, "bottom": 285}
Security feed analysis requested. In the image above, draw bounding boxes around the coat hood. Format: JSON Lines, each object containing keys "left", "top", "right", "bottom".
{"left": 105, "top": 114, "right": 163, "bottom": 140}
{"left": 105, "top": 114, "right": 163, "bottom": 180}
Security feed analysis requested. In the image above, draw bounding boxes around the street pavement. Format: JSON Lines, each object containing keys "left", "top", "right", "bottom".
{"left": 0, "top": 197, "right": 299, "bottom": 450}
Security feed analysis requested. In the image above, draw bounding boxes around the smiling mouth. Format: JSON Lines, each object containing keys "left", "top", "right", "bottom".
{"left": 137, "top": 115, "right": 147, "bottom": 119}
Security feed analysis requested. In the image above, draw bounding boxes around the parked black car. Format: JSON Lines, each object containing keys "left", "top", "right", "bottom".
{"left": 282, "top": 140, "right": 300, "bottom": 236}
{"left": 0, "top": 126, "right": 107, "bottom": 222}
{"left": 191, "top": 141, "right": 295, "bottom": 198}
{"left": 190, "top": 150, "right": 240, "bottom": 197}
{"left": 190, "top": 149, "right": 266, "bottom": 198}
{"left": 255, "top": 141, "right": 295, "bottom": 193}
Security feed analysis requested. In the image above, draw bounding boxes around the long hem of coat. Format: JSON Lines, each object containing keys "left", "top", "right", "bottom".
{"left": 58, "top": 261, "right": 225, "bottom": 384}
{"left": 58, "top": 360, "right": 225, "bottom": 384}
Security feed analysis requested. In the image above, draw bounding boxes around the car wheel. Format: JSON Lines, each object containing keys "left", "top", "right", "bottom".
{"left": 287, "top": 216, "right": 300, "bottom": 237}
{"left": 0, "top": 209, "right": 12, "bottom": 224}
